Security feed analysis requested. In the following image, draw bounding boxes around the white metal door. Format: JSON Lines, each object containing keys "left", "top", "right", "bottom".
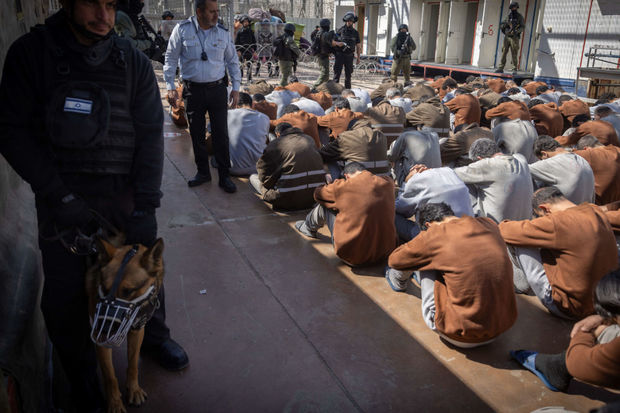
{"left": 434, "top": 1, "right": 451, "bottom": 63}
{"left": 472, "top": 0, "right": 502, "bottom": 68}
{"left": 418, "top": 2, "right": 430, "bottom": 60}
{"left": 409, "top": 0, "right": 424, "bottom": 60}
{"left": 445, "top": 2, "right": 469, "bottom": 64}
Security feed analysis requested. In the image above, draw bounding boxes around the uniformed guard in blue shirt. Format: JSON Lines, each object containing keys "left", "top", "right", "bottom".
{"left": 164, "top": 0, "right": 241, "bottom": 192}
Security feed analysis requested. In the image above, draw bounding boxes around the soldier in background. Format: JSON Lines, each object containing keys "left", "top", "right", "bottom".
{"left": 334, "top": 12, "right": 361, "bottom": 89}
{"left": 496, "top": 2, "right": 525, "bottom": 74}
{"left": 390, "top": 24, "right": 415, "bottom": 82}
{"left": 273, "top": 23, "right": 301, "bottom": 86}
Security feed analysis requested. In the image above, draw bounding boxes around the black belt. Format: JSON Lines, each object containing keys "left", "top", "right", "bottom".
{"left": 184, "top": 76, "right": 227, "bottom": 89}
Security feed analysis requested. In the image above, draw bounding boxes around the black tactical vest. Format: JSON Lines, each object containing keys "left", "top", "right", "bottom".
{"left": 34, "top": 26, "right": 136, "bottom": 176}
{"left": 338, "top": 26, "right": 357, "bottom": 52}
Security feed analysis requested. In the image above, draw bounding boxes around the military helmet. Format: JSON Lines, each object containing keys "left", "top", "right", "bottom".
{"left": 239, "top": 14, "right": 251, "bottom": 23}
{"left": 343, "top": 12, "right": 358, "bottom": 23}
{"left": 161, "top": 10, "right": 174, "bottom": 19}
{"left": 509, "top": 1, "right": 519, "bottom": 8}
{"left": 398, "top": 24, "right": 408, "bottom": 31}
{"left": 319, "top": 18, "right": 330, "bottom": 29}
{"left": 284, "top": 23, "right": 296, "bottom": 34}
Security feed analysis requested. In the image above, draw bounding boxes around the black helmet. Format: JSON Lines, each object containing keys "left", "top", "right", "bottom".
{"left": 343, "top": 12, "right": 358, "bottom": 23}
{"left": 509, "top": 1, "right": 519, "bottom": 8}
{"left": 161, "top": 10, "right": 174, "bottom": 19}
{"left": 284, "top": 23, "right": 296, "bottom": 34}
{"left": 319, "top": 18, "right": 330, "bottom": 29}
{"left": 398, "top": 24, "right": 408, "bottom": 31}
{"left": 239, "top": 14, "right": 251, "bottom": 23}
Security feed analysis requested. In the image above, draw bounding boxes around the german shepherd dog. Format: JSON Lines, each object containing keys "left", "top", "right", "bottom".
{"left": 86, "top": 238, "right": 164, "bottom": 413}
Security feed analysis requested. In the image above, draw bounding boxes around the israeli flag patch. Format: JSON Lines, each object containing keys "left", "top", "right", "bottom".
{"left": 64, "top": 97, "right": 93, "bottom": 114}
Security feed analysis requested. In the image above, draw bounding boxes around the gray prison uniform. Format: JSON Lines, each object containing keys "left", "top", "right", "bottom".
{"left": 492, "top": 118, "right": 538, "bottom": 164}
{"left": 394, "top": 167, "right": 473, "bottom": 241}
{"left": 601, "top": 114, "right": 620, "bottom": 140}
{"left": 389, "top": 97, "right": 413, "bottom": 114}
{"left": 292, "top": 97, "right": 325, "bottom": 116}
{"left": 227, "top": 108, "right": 270, "bottom": 175}
{"left": 388, "top": 130, "right": 441, "bottom": 187}
{"left": 454, "top": 153, "right": 533, "bottom": 223}
{"left": 528, "top": 152, "right": 595, "bottom": 205}
{"left": 265, "top": 89, "right": 301, "bottom": 118}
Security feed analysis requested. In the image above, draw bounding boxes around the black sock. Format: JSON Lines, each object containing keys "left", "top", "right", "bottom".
{"left": 534, "top": 351, "right": 571, "bottom": 391}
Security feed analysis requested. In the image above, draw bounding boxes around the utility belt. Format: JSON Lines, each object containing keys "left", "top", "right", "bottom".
{"left": 184, "top": 76, "right": 227, "bottom": 89}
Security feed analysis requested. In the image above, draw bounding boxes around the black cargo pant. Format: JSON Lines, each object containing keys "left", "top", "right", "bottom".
{"left": 333, "top": 52, "right": 354, "bottom": 89}
{"left": 183, "top": 79, "right": 231, "bottom": 178}
{"left": 36, "top": 187, "right": 169, "bottom": 412}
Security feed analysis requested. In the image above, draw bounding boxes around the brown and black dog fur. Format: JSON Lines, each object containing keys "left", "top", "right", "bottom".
{"left": 85, "top": 238, "right": 164, "bottom": 413}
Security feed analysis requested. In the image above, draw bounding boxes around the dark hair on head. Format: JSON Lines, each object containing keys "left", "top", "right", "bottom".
{"left": 238, "top": 92, "right": 252, "bottom": 106}
{"left": 599, "top": 92, "right": 617, "bottom": 100}
{"left": 289, "top": 75, "right": 299, "bottom": 83}
{"left": 532, "top": 186, "right": 565, "bottom": 213}
{"left": 415, "top": 202, "right": 455, "bottom": 231}
{"left": 594, "top": 269, "right": 620, "bottom": 319}
{"left": 506, "top": 87, "right": 521, "bottom": 96}
{"left": 274, "top": 122, "right": 294, "bottom": 135}
{"left": 471, "top": 82, "right": 484, "bottom": 90}
{"left": 465, "top": 75, "right": 477, "bottom": 84}
{"left": 496, "top": 96, "right": 513, "bottom": 105}
{"left": 196, "top": 0, "right": 215, "bottom": 10}
{"left": 534, "top": 135, "right": 560, "bottom": 158}
{"left": 441, "top": 78, "right": 458, "bottom": 90}
{"left": 371, "top": 96, "right": 385, "bottom": 107}
{"left": 454, "top": 88, "right": 468, "bottom": 96}
{"left": 576, "top": 134, "right": 603, "bottom": 149}
{"left": 536, "top": 85, "right": 549, "bottom": 95}
{"left": 572, "top": 113, "right": 591, "bottom": 127}
{"left": 343, "top": 161, "right": 367, "bottom": 175}
{"left": 594, "top": 99, "right": 610, "bottom": 106}
{"left": 528, "top": 98, "right": 545, "bottom": 109}
{"left": 253, "top": 93, "right": 265, "bottom": 102}
{"left": 333, "top": 97, "right": 350, "bottom": 110}
{"left": 594, "top": 105, "right": 612, "bottom": 117}
{"left": 558, "top": 94, "right": 573, "bottom": 106}
{"left": 469, "top": 138, "right": 499, "bottom": 159}
{"left": 282, "top": 104, "right": 300, "bottom": 115}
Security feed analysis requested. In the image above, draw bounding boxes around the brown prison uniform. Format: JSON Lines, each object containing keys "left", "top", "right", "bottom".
{"left": 316, "top": 108, "right": 364, "bottom": 139}
{"left": 440, "top": 123, "right": 494, "bottom": 165}
{"left": 445, "top": 93, "right": 482, "bottom": 127}
{"left": 406, "top": 96, "right": 451, "bottom": 138}
{"left": 529, "top": 102, "right": 564, "bottom": 137}
{"left": 559, "top": 99, "right": 589, "bottom": 123}
{"left": 403, "top": 82, "right": 435, "bottom": 101}
{"left": 524, "top": 81, "right": 547, "bottom": 97}
{"left": 487, "top": 78, "right": 507, "bottom": 94}
{"left": 556, "top": 120, "right": 620, "bottom": 147}
{"left": 370, "top": 80, "right": 402, "bottom": 100}
{"left": 485, "top": 100, "right": 531, "bottom": 121}
{"left": 388, "top": 216, "right": 517, "bottom": 344}
{"left": 366, "top": 101, "right": 406, "bottom": 146}
{"left": 285, "top": 82, "right": 311, "bottom": 97}
{"left": 566, "top": 332, "right": 620, "bottom": 390}
{"left": 499, "top": 204, "right": 618, "bottom": 319}
{"left": 271, "top": 111, "right": 320, "bottom": 148}
{"left": 308, "top": 91, "right": 333, "bottom": 111}
{"left": 574, "top": 145, "right": 620, "bottom": 204}
{"left": 314, "top": 170, "right": 397, "bottom": 266}
{"left": 253, "top": 100, "right": 278, "bottom": 120}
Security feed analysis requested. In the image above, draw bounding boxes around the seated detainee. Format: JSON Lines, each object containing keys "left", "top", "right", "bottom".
{"left": 226, "top": 93, "right": 270, "bottom": 175}
{"left": 556, "top": 117, "right": 620, "bottom": 147}
{"left": 405, "top": 96, "right": 451, "bottom": 139}
{"left": 402, "top": 81, "right": 435, "bottom": 102}
{"left": 528, "top": 99, "right": 564, "bottom": 137}
{"left": 535, "top": 85, "right": 562, "bottom": 104}
{"left": 370, "top": 78, "right": 402, "bottom": 101}
{"left": 558, "top": 97, "right": 590, "bottom": 129}
{"left": 439, "top": 77, "right": 458, "bottom": 103}
{"left": 499, "top": 187, "right": 618, "bottom": 319}
{"left": 510, "top": 270, "right": 620, "bottom": 392}
{"left": 574, "top": 135, "right": 620, "bottom": 204}
{"left": 454, "top": 138, "right": 533, "bottom": 223}
{"left": 385, "top": 202, "right": 517, "bottom": 347}
{"left": 340, "top": 89, "right": 369, "bottom": 113}
{"left": 486, "top": 77, "right": 506, "bottom": 94}
{"left": 523, "top": 80, "right": 548, "bottom": 97}
{"left": 388, "top": 130, "right": 441, "bottom": 187}
{"left": 595, "top": 105, "right": 620, "bottom": 139}
{"left": 386, "top": 87, "right": 413, "bottom": 113}
{"left": 440, "top": 123, "right": 494, "bottom": 166}
{"left": 319, "top": 118, "right": 389, "bottom": 180}
{"left": 365, "top": 99, "right": 406, "bottom": 146}
{"left": 295, "top": 162, "right": 397, "bottom": 267}
{"left": 394, "top": 165, "right": 473, "bottom": 241}
{"left": 492, "top": 118, "right": 538, "bottom": 163}
{"left": 505, "top": 87, "right": 530, "bottom": 104}
{"left": 529, "top": 135, "right": 595, "bottom": 204}
{"left": 270, "top": 105, "right": 320, "bottom": 148}
{"left": 284, "top": 76, "right": 311, "bottom": 97}
{"left": 252, "top": 93, "right": 278, "bottom": 120}
{"left": 317, "top": 98, "right": 364, "bottom": 139}
{"left": 291, "top": 96, "right": 325, "bottom": 116}
{"left": 445, "top": 88, "right": 481, "bottom": 130}
{"left": 307, "top": 91, "right": 333, "bottom": 111}
{"left": 249, "top": 123, "right": 325, "bottom": 210}
{"left": 265, "top": 88, "right": 301, "bottom": 118}
{"left": 485, "top": 97, "right": 531, "bottom": 122}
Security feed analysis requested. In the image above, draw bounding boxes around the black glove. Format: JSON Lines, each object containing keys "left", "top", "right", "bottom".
{"left": 49, "top": 192, "right": 93, "bottom": 231}
{"left": 125, "top": 210, "right": 157, "bottom": 247}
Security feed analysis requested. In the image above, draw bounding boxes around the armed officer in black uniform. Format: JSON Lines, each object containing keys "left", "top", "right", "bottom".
{"left": 334, "top": 11, "right": 361, "bottom": 89}
{"left": 0, "top": 0, "right": 188, "bottom": 411}
{"left": 235, "top": 14, "right": 257, "bottom": 82}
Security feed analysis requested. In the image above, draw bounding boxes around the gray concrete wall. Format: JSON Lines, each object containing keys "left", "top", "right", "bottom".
{"left": 1, "top": 1, "right": 51, "bottom": 412}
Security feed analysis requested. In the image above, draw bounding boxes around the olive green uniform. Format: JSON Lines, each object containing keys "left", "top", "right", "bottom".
{"left": 314, "top": 30, "right": 335, "bottom": 87}
{"left": 390, "top": 34, "right": 415, "bottom": 82}
{"left": 278, "top": 35, "right": 300, "bottom": 86}
{"left": 498, "top": 10, "right": 525, "bottom": 71}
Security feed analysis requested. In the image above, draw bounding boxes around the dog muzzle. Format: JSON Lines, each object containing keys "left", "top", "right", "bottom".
{"left": 90, "top": 246, "right": 160, "bottom": 347}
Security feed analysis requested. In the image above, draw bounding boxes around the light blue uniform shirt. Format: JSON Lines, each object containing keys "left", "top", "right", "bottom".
{"left": 163, "top": 16, "right": 241, "bottom": 91}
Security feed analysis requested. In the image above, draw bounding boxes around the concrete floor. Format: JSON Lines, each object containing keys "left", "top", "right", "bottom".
{"left": 109, "top": 66, "right": 620, "bottom": 413}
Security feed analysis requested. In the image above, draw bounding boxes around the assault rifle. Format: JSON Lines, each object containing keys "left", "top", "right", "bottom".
{"left": 137, "top": 15, "right": 167, "bottom": 64}
{"left": 394, "top": 33, "right": 410, "bottom": 59}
